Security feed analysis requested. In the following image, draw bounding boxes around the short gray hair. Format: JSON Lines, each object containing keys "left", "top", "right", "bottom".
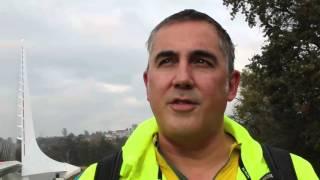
{"left": 146, "top": 9, "right": 235, "bottom": 72}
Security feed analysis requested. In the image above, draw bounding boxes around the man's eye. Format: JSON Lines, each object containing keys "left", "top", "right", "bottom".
{"left": 194, "top": 59, "right": 206, "bottom": 64}
{"left": 158, "top": 58, "right": 175, "bottom": 67}
{"left": 192, "top": 58, "right": 213, "bottom": 67}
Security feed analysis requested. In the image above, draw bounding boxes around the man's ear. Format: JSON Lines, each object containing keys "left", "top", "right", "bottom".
{"left": 227, "top": 70, "right": 240, "bottom": 101}
{"left": 143, "top": 71, "right": 150, "bottom": 101}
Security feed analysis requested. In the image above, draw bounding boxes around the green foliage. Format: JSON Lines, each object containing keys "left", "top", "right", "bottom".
{"left": 223, "top": 0, "right": 320, "bottom": 174}
{"left": 36, "top": 131, "right": 126, "bottom": 167}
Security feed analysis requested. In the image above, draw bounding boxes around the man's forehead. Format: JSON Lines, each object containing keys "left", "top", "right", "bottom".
{"left": 150, "top": 21, "right": 221, "bottom": 55}
{"left": 155, "top": 20, "right": 218, "bottom": 37}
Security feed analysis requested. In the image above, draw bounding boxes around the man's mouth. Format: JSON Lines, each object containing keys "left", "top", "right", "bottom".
{"left": 169, "top": 98, "right": 199, "bottom": 112}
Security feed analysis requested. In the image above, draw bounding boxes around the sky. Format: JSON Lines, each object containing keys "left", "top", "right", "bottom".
{"left": 0, "top": 0, "right": 265, "bottom": 138}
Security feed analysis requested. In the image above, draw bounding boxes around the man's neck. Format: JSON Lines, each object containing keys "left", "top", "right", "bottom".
{"left": 158, "top": 129, "right": 235, "bottom": 179}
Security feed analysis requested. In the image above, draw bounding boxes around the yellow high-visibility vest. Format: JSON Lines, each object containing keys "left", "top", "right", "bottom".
{"left": 80, "top": 116, "right": 318, "bottom": 180}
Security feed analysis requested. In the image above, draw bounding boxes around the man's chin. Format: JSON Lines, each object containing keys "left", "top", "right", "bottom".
{"left": 160, "top": 123, "right": 203, "bottom": 140}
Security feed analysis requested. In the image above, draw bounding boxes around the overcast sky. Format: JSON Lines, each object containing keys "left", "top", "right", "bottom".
{"left": 0, "top": 0, "right": 265, "bottom": 138}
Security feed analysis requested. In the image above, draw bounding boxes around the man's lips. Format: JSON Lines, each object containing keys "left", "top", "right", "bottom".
{"left": 168, "top": 98, "right": 199, "bottom": 112}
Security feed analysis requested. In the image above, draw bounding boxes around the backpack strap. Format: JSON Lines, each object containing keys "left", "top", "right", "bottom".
{"left": 94, "top": 150, "right": 123, "bottom": 180}
{"left": 261, "top": 144, "right": 297, "bottom": 180}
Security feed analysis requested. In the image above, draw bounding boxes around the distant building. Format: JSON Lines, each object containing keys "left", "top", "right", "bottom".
{"left": 104, "top": 124, "right": 137, "bottom": 141}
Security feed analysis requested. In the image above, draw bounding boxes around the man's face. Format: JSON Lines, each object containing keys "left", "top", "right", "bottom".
{"left": 144, "top": 21, "right": 240, "bottom": 139}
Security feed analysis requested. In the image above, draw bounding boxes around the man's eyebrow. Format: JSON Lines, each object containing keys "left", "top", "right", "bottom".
{"left": 190, "top": 50, "right": 217, "bottom": 61}
{"left": 154, "top": 50, "right": 177, "bottom": 62}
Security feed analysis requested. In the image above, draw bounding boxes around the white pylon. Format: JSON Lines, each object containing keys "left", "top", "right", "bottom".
{"left": 17, "top": 41, "right": 80, "bottom": 179}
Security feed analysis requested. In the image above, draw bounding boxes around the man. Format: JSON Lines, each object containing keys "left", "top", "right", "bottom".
{"left": 80, "top": 9, "right": 318, "bottom": 179}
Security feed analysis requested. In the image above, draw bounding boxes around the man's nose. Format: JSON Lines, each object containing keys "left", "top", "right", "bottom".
{"left": 172, "top": 62, "right": 194, "bottom": 90}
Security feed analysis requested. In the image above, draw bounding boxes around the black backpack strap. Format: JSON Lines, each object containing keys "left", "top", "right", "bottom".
{"left": 94, "top": 150, "right": 123, "bottom": 180}
{"left": 261, "top": 144, "right": 297, "bottom": 180}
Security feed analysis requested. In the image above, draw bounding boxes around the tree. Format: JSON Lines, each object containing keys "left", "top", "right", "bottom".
{"left": 62, "top": 128, "right": 68, "bottom": 137}
{"left": 223, "top": 0, "right": 320, "bottom": 174}
{"left": 84, "top": 130, "right": 90, "bottom": 137}
{"left": 0, "top": 138, "right": 15, "bottom": 160}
